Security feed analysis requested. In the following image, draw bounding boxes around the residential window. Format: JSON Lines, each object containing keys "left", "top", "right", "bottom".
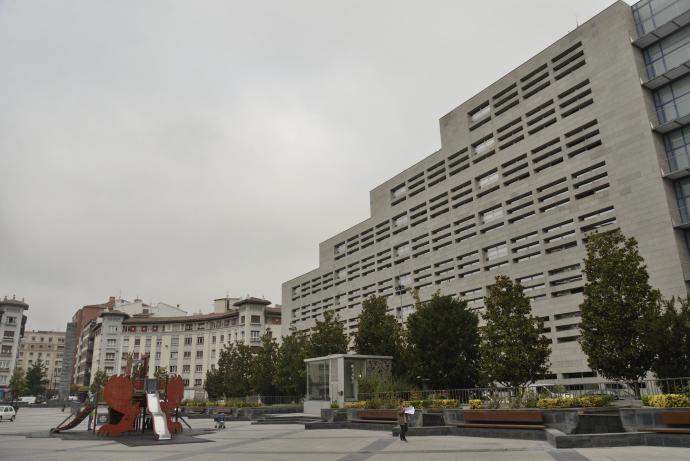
{"left": 485, "top": 243, "right": 508, "bottom": 261}
{"left": 664, "top": 126, "right": 690, "bottom": 172}
{"left": 251, "top": 315, "right": 261, "bottom": 324}
{"left": 145, "top": 337, "right": 152, "bottom": 347}
{"left": 155, "top": 352, "right": 161, "bottom": 360}
{"left": 171, "top": 337, "right": 179, "bottom": 346}
{"left": 105, "top": 352, "right": 115, "bottom": 361}
{"left": 240, "top": 316, "right": 245, "bottom": 325}
{"left": 250, "top": 331, "right": 260, "bottom": 341}
{"left": 480, "top": 207, "right": 504, "bottom": 224}
{"left": 183, "top": 351, "right": 191, "bottom": 358}
{"left": 170, "top": 352, "right": 178, "bottom": 360}
{"left": 169, "top": 365, "right": 177, "bottom": 373}
{"left": 185, "top": 324, "right": 192, "bottom": 331}
{"left": 183, "top": 379, "right": 189, "bottom": 386}
{"left": 196, "top": 336, "right": 204, "bottom": 345}
{"left": 156, "top": 338, "right": 162, "bottom": 347}
{"left": 644, "top": 26, "right": 690, "bottom": 79}
{"left": 184, "top": 337, "right": 192, "bottom": 345}
{"left": 654, "top": 74, "right": 690, "bottom": 124}
{"left": 478, "top": 171, "right": 499, "bottom": 189}
{"left": 195, "top": 365, "right": 203, "bottom": 373}
{"left": 134, "top": 339, "right": 140, "bottom": 346}
{"left": 196, "top": 350, "right": 203, "bottom": 358}
{"left": 106, "top": 339, "right": 117, "bottom": 347}
{"left": 474, "top": 137, "right": 495, "bottom": 156}
{"left": 183, "top": 365, "right": 190, "bottom": 373}
{"left": 195, "top": 379, "right": 202, "bottom": 387}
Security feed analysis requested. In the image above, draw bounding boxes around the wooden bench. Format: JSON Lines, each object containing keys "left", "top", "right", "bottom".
{"left": 456, "top": 410, "right": 545, "bottom": 430}
{"left": 640, "top": 411, "right": 690, "bottom": 434}
{"left": 351, "top": 409, "right": 398, "bottom": 424}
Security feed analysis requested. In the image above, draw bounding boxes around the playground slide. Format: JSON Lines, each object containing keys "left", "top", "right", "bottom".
{"left": 146, "top": 392, "right": 171, "bottom": 440}
{"left": 51, "top": 403, "right": 93, "bottom": 433}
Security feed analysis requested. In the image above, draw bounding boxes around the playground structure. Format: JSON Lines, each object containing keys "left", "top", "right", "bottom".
{"left": 51, "top": 354, "right": 185, "bottom": 440}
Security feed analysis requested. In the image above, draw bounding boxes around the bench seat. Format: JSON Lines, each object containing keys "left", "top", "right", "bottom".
{"left": 350, "top": 419, "right": 397, "bottom": 424}
{"left": 456, "top": 423, "right": 545, "bottom": 430}
{"left": 640, "top": 427, "right": 690, "bottom": 434}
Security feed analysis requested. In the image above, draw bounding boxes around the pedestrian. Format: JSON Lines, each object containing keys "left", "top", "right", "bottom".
{"left": 397, "top": 399, "right": 408, "bottom": 442}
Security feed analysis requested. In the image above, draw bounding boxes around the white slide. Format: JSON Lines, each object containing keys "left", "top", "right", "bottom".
{"left": 146, "top": 392, "right": 171, "bottom": 440}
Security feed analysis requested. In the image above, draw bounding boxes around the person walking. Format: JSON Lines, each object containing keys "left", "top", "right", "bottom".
{"left": 397, "top": 399, "right": 408, "bottom": 442}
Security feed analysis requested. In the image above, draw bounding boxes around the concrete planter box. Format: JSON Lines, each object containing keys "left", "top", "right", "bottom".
{"left": 620, "top": 407, "right": 690, "bottom": 432}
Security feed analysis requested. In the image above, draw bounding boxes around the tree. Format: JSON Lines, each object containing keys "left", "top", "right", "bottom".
{"left": 406, "top": 292, "right": 480, "bottom": 389}
{"left": 651, "top": 297, "right": 690, "bottom": 390}
{"left": 480, "top": 275, "right": 551, "bottom": 388}
{"left": 579, "top": 230, "right": 660, "bottom": 390}
{"left": 217, "top": 342, "right": 254, "bottom": 397}
{"left": 308, "top": 310, "right": 349, "bottom": 357}
{"left": 89, "top": 370, "right": 109, "bottom": 399}
{"left": 273, "top": 329, "right": 309, "bottom": 396}
{"left": 354, "top": 295, "right": 406, "bottom": 378}
{"left": 8, "top": 368, "right": 27, "bottom": 399}
{"left": 204, "top": 367, "right": 225, "bottom": 400}
{"left": 252, "top": 333, "right": 278, "bottom": 396}
{"left": 25, "top": 359, "right": 48, "bottom": 397}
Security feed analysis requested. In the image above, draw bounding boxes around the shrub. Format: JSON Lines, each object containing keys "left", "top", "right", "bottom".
{"left": 536, "top": 395, "right": 614, "bottom": 409}
{"left": 469, "top": 399, "right": 482, "bottom": 409}
{"left": 344, "top": 401, "right": 367, "bottom": 409}
{"left": 407, "top": 399, "right": 458, "bottom": 409}
{"left": 364, "top": 398, "right": 398, "bottom": 409}
{"left": 642, "top": 394, "right": 690, "bottom": 407}
{"left": 330, "top": 401, "right": 340, "bottom": 409}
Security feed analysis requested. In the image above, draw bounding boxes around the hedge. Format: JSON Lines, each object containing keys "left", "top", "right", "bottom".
{"left": 642, "top": 394, "right": 690, "bottom": 408}
{"left": 536, "top": 395, "right": 614, "bottom": 408}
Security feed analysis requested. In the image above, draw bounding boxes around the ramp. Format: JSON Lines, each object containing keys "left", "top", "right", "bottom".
{"left": 51, "top": 403, "right": 93, "bottom": 433}
{"left": 146, "top": 392, "right": 171, "bottom": 440}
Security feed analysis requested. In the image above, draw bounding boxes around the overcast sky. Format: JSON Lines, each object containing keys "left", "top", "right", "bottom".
{"left": 1, "top": 0, "right": 631, "bottom": 331}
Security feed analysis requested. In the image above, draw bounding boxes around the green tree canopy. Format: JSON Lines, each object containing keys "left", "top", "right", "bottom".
{"left": 406, "top": 292, "right": 480, "bottom": 389}
{"left": 353, "top": 296, "right": 405, "bottom": 376}
{"left": 8, "top": 368, "right": 27, "bottom": 398}
{"left": 25, "top": 359, "right": 48, "bottom": 396}
{"left": 579, "top": 230, "right": 660, "bottom": 385}
{"left": 480, "top": 275, "right": 551, "bottom": 388}
{"left": 273, "top": 329, "right": 309, "bottom": 396}
{"left": 204, "top": 367, "right": 225, "bottom": 400}
{"left": 89, "top": 370, "right": 109, "bottom": 398}
{"left": 651, "top": 296, "right": 690, "bottom": 385}
{"left": 252, "top": 333, "right": 278, "bottom": 396}
{"left": 308, "top": 310, "right": 349, "bottom": 358}
{"left": 217, "top": 342, "right": 254, "bottom": 398}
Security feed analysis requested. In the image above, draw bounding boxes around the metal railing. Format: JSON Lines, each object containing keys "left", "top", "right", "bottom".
{"left": 354, "top": 377, "right": 690, "bottom": 404}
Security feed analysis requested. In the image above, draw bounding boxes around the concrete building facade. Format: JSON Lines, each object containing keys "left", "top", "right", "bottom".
{"left": 89, "top": 297, "right": 281, "bottom": 399}
{"left": 16, "top": 330, "right": 66, "bottom": 396}
{"left": 0, "top": 296, "right": 28, "bottom": 398}
{"left": 283, "top": 0, "right": 690, "bottom": 387}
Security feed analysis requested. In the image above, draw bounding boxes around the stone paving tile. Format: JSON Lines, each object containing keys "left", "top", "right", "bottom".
{"left": 2, "top": 408, "right": 690, "bottom": 461}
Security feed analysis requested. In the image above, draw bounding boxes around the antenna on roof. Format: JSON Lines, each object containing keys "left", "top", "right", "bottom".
{"left": 575, "top": 15, "right": 579, "bottom": 28}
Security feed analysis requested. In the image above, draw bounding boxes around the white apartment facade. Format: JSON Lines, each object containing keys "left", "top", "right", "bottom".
{"left": 0, "top": 296, "right": 28, "bottom": 398}
{"left": 16, "top": 330, "right": 66, "bottom": 396}
{"left": 90, "top": 297, "right": 281, "bottom": 399}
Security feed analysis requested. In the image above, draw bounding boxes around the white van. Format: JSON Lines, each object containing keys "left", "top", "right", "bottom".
{"left": 18, "top": 396, "right": 36, "bottom": 404}
{"left": 0, "top": 406, "right": 16, "bottom": 422}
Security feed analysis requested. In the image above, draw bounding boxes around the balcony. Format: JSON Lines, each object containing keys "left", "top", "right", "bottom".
{"left": 656, "top": 92, "right": 690, "bottom": 133}
{"left": 634, "top": 6, "right": 690, "bottom": 48}
{"left": 670, "top": 204, "right": 690, "bottom": 228}
{"left": 662, "top": 149, "right": 690, "bottom": 179}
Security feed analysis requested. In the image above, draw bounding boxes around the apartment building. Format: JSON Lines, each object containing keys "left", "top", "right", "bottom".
{"left": 0, "top": 296, "right": 28, "bottom": 398}
{"left": 89, "top": 297, "right": 281, "bottom": 399}
{"left": 68, "top": 297, "right": 188, "bottom": 388}
{"left": 283, "top": 0, "right": 690, "bottom": 387}
{"left": 16, "top": 330, "right": 66, "bottom": 396}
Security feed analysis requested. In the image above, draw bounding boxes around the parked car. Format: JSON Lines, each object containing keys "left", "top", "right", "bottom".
{"left": 17, "top": 396, "right": 37, "bottom": 405}
{"left": 0, "top": 405, "right": 16, "bottom": 422}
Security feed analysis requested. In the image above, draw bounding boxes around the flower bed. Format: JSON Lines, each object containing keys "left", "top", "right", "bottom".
{"left": 642, "top": 394, "right": 690, "bottom": 408}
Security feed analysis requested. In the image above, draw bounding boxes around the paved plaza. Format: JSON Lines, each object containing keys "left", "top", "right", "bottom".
{"left": 0, "top": 408, "right": 689, "bottom": 461}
